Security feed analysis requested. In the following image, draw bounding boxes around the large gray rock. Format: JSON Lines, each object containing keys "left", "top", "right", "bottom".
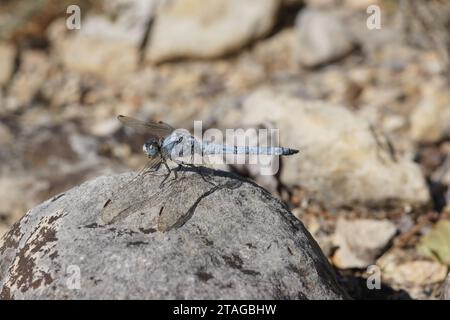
{"left": 0, "top": 168, "right": 347, "bottom": 299}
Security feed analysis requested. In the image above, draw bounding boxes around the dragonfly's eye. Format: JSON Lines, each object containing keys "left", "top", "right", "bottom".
{"left": 143, "top": 142, "right": 158, "bottom": 157}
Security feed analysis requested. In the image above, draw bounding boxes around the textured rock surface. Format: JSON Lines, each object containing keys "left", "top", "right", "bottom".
{"left": 147, "top": 0, "right": 280, "bottom": 62}
{"left": 377, "top": 251, "right": 448, "bottom": 288}
{"left": 54, "top": 36, "right": 139, "bottom": 80}
{"left": 410, "top": 80, "right": 450, "bottom": 143}
{"left": 49, "top": 0, "right": 156, "bottom": 80}
{"left": 234, "top": 88, "right": 430, "bottom": 208}
{"left": 0, "top": 168, "right": 348, "bottom": 299}
{"left": 304, "top": 0, "right": 380, "bottom": 10}
{"left": 295, "top": 9, "right": 355, "bottom": 67}
{"left": 332, "top": 218, "right": 397, "bottom": 269}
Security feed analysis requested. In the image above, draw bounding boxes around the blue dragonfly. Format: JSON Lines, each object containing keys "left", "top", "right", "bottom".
{"left": 116, "top": 115, "right": 298, "bottom": 176}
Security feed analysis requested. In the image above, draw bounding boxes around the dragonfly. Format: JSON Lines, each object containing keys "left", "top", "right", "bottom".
{"left": 117, "top": 115, "right": 298, "bottom": 174}
{"left": 101, "top": 115, "right": 299, "bottom": 226}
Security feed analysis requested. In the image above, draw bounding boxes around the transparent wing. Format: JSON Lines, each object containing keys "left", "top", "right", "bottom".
{"left": 101, "top": 156, "right": 163, "bottom": 224}
{"left": 132, "top": 156, "right": 163, "bottom": 180}
{"left": 118, "top": 115, "right": 174, "bottom": 139}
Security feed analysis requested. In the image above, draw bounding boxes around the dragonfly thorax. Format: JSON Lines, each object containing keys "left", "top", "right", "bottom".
{"left": 143, "top": 140, "right": 159, "bottom": 157}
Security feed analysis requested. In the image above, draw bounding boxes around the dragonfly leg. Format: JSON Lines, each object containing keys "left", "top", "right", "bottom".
{"left": 173, "top": 165, "right": 178, "bottom": 180}
{"left": 163, "top": 160, "right": 171, "bottom": 173}
{"left": 170, "top": 162, "right": 186, "bottom": 178}
{"left": 160, "top": 160, "right": 173, "bottom": 186}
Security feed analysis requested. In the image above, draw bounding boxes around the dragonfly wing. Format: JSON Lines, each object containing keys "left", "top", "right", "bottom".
{"left": 142, "top": 155, "right": 163, "bottom": 171}
{"left": 101, "top": 156, "right": 162, "bottom": 224}
{"left": 118, "top": 115, "right": 174, "bottom": 138}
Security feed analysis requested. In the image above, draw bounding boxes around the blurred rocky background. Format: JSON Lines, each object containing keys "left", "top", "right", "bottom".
{"left": 1, "top": 0, "right": 450, "bottom": 299}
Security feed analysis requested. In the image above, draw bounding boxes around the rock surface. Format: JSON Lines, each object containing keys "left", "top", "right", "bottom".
{"left": 410, "top": 80, "right": 450, "bottom": 143}
{"left": 8, "top": 51, "right": 50, "bottom": 109}
{"left": 377, "top": 250, "right": 448, "bottom": 288}
{"left": 0, "top": 42, "right": 15, "bottom": 86}
{"left": 373, "top": 248, "right": 448, "bottom": 300}
{"left": 49, "top": 0, "right": 156, "bottom": 80}
{"left": 147, "top": 0, "right": 280, "bottom": 62}
{"left": 0, "top": 168, "right": 348, "bottom": 299}
{"left": 444, "top": 272, "right": 450, "bottom": 300}
{"left": 332, "top": 218, "right": 397, "bottom": 269}
{"left": 305, "top": 0, "right": 379, "bottom": 8}
{"left": 295, "top": 9, "right": 355, "bottom": 67}
{"left": 229, "top": 88, "right": 430, "bottom": 208}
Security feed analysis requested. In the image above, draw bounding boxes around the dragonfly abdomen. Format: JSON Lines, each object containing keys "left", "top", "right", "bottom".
{"left": 202, "top": 143, "right": 298, "bottom": 156}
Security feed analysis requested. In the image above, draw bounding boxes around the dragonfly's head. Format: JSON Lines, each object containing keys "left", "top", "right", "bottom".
{"left": 143, "top": 140, "right": 159, "bottom": 157}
